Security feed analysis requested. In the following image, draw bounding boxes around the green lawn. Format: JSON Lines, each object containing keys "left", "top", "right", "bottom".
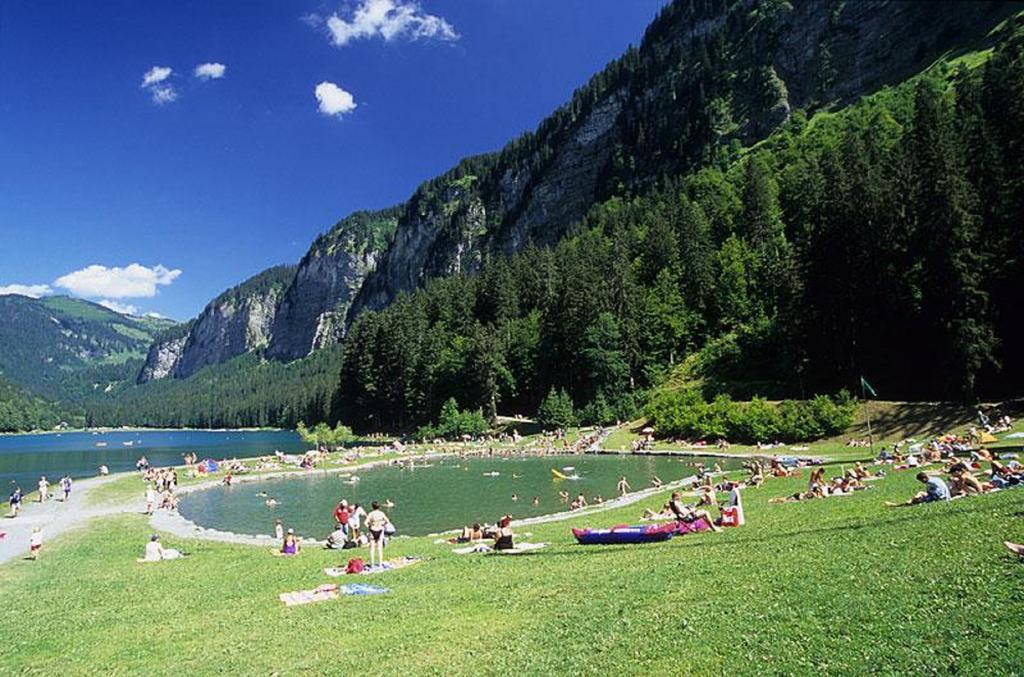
{"left": 4, "top": 464, "right": 1024, "bottom": 674}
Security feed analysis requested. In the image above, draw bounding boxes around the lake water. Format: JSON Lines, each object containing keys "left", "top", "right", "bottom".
{"left": 178, "top": 453, "right": 745, "bottom": 538}
{"left": 0, "top": 430, "right": 304, "bottom": 490}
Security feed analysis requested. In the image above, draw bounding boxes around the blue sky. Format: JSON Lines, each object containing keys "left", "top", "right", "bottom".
{"left": 0, "top": 0, "right": 667, "bottom": 320}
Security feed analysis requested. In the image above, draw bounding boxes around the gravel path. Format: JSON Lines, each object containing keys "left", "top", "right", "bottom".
{"left": 0, "top": 475, "right": 144, "bottom": 566}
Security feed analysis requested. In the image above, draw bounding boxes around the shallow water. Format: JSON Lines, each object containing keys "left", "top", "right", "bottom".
{"left": 0, "top": 430, "right": 304, "bottom": 490}
{"left": 178, "top": 453, "right": 744, "bottom": 538}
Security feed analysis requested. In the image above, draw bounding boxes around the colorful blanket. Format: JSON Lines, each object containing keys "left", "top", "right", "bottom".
{"left": 279, "top": 583, "right": 389, "bottom": 606}
{"left": 323, "top": 557, "right": 422, "bottom": 577}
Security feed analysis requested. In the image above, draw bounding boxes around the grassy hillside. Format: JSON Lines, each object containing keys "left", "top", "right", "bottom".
{"left": 0, "top": 295, "right": 177, "bottom": 405}
{"left": 2, "top": 462, "right": 1022, "bottom": 674}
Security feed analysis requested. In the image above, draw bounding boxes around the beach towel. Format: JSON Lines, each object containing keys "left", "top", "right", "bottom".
{"left": 453, "top": 544, "right": 492, "bottom": 555}
{"left": 279, "top": 583, "right": 389, "bottom": 606}
{"left": 672, "top": 518, "right": 711, "bottom": 534}
{"left": 324, "top": 557, "right": 422, "bottom": 577}
{"left": 494, "top": 542, "right": 547, "bottom": 555}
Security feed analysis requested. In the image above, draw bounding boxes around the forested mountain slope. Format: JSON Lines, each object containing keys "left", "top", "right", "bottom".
{"left": 72, "top": 0, "right": 1024, "bottom": 431}
{"left": 0, "top": 295, "right": 176, "bottom": 403}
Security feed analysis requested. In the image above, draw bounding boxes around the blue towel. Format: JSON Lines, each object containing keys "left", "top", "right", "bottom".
{"left": 340, "top": 584, "right": 389, "bottom": 596}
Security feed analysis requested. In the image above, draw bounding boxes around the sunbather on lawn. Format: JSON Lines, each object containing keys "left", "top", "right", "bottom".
{"left": 886, "top": 472, "right": 951, "bottom": 507}
{"left": 668, "top": 492, "right": 721, "bottom": 532}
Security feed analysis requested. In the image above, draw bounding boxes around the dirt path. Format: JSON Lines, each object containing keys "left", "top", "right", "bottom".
{"left": 0, "top": 475, "right": 143, "bottom": 565}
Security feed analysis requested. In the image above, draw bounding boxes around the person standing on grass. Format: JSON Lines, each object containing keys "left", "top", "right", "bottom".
{"left": 274, "top": 519, "right": 284, "bottom": 543}
{"left": 365, "top": 501, "right": 389, "bottom": 567}
{"left": 29, "top": 527, "right": 42, "bottom": 560}
{"left": 38, "top": 476, "right": 49, "bottom": 503}
{"left": 145, "top": 484, "right": 157, "bottom": 515}
{"left": 349, "top": 503, "right": 366, "bottom": 540}
{"left": 60, "top": 475, "right": 72, "bottom": 501}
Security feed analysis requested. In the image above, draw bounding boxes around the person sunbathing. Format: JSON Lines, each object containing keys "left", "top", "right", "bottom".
{"left": 886, "top": 473, "right": 951, "bottom": 507}
{"left": 325, "top": 525, "right": 348, "bottom": 549}
{"left": 494, "top": 515, "right": 514, "bottom": 550}
{"left": 279, "top": 530, "right": 301, "bottom": 555}
{"left": 643, "top": 503, "right": 672, "bottom": 519}
{"left": 949, "top": 467, "right": 987, "bottom": 496}
{"left": 142, "top": 534, "right": 183, "bottom": 561}
{"left": 668, "top": 492, "right": 721, "bottom": 532}
{"left": 853, "top": 462, "right": 871, "bottom": 480}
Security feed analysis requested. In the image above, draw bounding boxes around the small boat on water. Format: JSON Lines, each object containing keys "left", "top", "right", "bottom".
{"left": 123, "top": 441, "right": 134, "bottom": 447}
{"left": 572, "top": 524, "right": 675, "bottom": 546}
{"left": 95, "top": 442, "right": 108, "bottom": 447}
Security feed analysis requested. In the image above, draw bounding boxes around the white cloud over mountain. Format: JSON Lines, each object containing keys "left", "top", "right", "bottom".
{"left": 315, "top": 81, "right": 357, "bottom": 117}
{"left": 0, "top": 284, "right": 52, "bottom": 298}
{"left": 323, "top": 0, "right": 458, "bottom": 47}
{"left": 54, "top": 263, "right": 181, "bottom": 299}
{"left": 98, "top": 299, "right": 140, "bottom": 316}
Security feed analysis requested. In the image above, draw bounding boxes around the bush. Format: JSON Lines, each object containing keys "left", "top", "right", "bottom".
{"left": 417, "top": 397, "right": 490, "bottom": 440}
{"left": 537, "top": 388, "right": 577, "bottom": 430}
{"left": 579, "top": 393, "right": 616, "bottom": 426}
{"left": 297, "top": 421, "right": 355, "bottom": 448}
{"left": 644, "top": 389, "right": 855, "bottom": 443}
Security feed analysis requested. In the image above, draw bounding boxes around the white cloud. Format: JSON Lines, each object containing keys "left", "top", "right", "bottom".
{"left": 0, "top": 283, "right": 52, "bottom": 298}
{"left": 141, "top": 66, "right": 173, "bottom": 87}
{"left": 194, "top": 62, "right": 227, "bottom": 80}
{"left": 315, "top": 81, "right": 357, "bottom": 117}
{"left": 54, "top": 263, "right": 181, "bottom": 299}
{"left": 141, "top": 66, "right": 177, "bottom": 105}
{"left": 98, "top": 299, "right": 139, "bottom": 316}
{"left": 324, "top": 0, "right": 458, "bottom": 47}
{"left": 149, "top": 85, "right": 178, "bottom": 104}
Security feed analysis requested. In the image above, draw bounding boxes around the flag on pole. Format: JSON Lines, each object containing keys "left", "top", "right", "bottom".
{"left": 860, "top": 376, "right": 877, "bottom": 398}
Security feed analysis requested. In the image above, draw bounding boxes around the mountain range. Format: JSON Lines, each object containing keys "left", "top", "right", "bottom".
{"left": 4, "top": 0, "right": 1023, "bottom": 431}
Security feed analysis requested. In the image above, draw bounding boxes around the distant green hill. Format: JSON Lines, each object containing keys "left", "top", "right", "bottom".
{"left": 0, "top": 374, "right": 68, "bottom": 432}
{"left": 0, "top": 295, "right": 178, "bottom": 404}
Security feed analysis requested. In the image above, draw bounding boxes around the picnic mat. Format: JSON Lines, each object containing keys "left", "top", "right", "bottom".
{"left": 324, "top": 556, "right": 422, "bottom": 577}
{"left": 279, "top": 583, "right": 389, "bottom": 606}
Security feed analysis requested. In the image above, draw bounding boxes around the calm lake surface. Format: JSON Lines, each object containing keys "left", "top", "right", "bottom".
{"left": 179, "top": 453, "right": 745, "bottom": 538}
{"left": 0, "top": 430, "right": 304, "bottom": 490}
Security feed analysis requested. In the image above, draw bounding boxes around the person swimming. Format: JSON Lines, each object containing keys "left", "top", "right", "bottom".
{"left": 532, "top": 496, "right": 540, "bottom": 506}
{"left": 511, "top": 494, "right": 519, "bottom": 502}
{"left": 265, "top": 498, "right": 278, "bottom": 507}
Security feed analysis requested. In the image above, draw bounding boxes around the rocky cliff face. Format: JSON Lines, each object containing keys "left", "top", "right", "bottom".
{"left": 348, "top": 0, "right": 1016, "bottom": 321}
{"left": 137, "top": 332, "right": 189, "bottom": 383}
{"left": 137, "top": 266, "right": 295, "bottom": 382}
{"left": 266, "top": 209, "right": 398, "bottom": 360}
{"left": 136, "top": 0, "right": 1017, "bottom": 381}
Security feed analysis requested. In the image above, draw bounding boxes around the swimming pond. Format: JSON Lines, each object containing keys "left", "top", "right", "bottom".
{"left": 178, "top": 453, "right": 746, "bottom": 538}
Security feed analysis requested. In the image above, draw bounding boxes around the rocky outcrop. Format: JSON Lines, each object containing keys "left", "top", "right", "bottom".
{"left": 137, "top": 266, "right": 295, "bottom": 382}
{"left": 265, "top": 209, "right": 398, "bottom": 360}
{"left": 349, "top": 0, "right": 1016, "bottom": 321}
{"left": 136, "top": 0, "right": 1018, "bottom": 381}
{"left": 137, "top": 333, "right": 188, "bottom": 383}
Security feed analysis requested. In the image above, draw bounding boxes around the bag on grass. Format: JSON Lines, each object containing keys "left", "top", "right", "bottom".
{"left": 346, "top": 558, "right": 365, "bottom": 574}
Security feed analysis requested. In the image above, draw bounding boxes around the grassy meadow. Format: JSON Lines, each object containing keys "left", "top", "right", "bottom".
{"left": 3, "top": 452, "right": 1024, "bottom": 675}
